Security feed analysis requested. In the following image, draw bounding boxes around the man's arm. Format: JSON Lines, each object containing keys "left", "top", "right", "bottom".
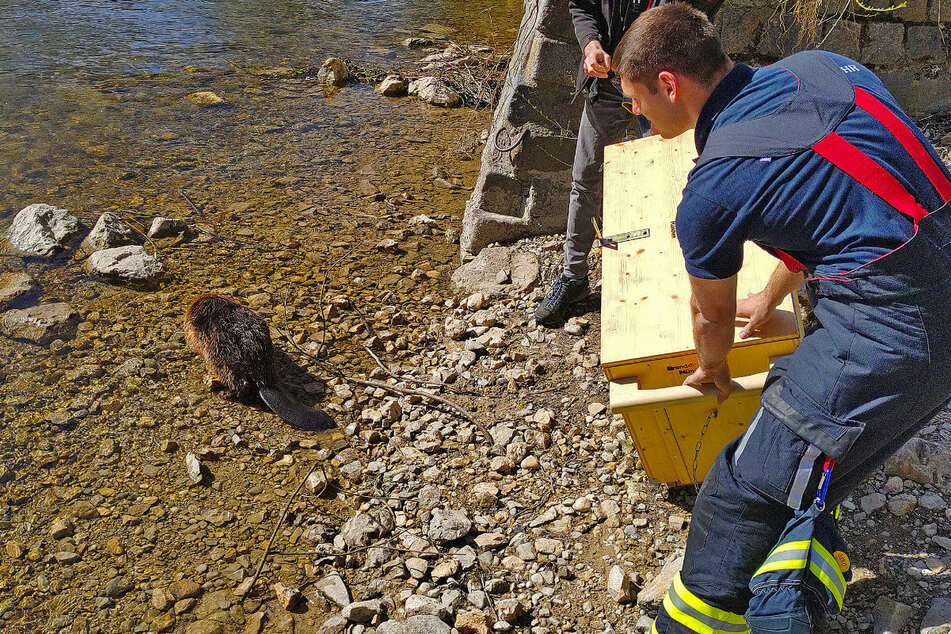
{"left": 737, "top": 264, "right": 804, "bottom": 339}
{"left": 568, "top": 0, "right": 603, "bottom": 53}
{"left": 683, "top": 273, "right": 737, "bottom": 403}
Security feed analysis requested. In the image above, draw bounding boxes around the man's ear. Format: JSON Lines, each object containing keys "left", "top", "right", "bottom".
{"left": 657, "top": 70, "right": 678, "bottom": 102}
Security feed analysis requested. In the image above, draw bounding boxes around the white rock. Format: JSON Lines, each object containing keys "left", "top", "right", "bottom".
{"left": 82, "top": 212, "right": 137, "bottom": 251}
{"left": 185, "top": 453, "right": 204, "bottom": 484}
{"left": 8, "top": 203, "right": 82, "bottom": 256}
{"left": 147, "top": 217, "right": 187, "bottom": 238}
{"left": 315, "top": 573, "right": 351, "bottom": 608}
{"left": 408, "top": 77, "right": 460, "bottom": 107}
{"left": 607, "top": 565, "right": 634, "bottom": 603}
{"left": 378, "top": 75, "right": 408, "bottom": 97}
{"left": 85, "top": 246, "right": 164, "bottom": 285}
{"left": 1, "top": 303, "right": 79, "bottom": 345}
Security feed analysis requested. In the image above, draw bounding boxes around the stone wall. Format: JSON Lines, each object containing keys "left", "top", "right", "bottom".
{"left": 720, "top": 0, "right": 951, "bottom": 114}
{"left": 460, "top": 0, "right": 951, "bottom": 259}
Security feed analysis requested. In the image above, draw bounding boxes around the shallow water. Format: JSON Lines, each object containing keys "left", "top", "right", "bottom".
{"left": 0, "top": 0, "right": 522, "bottom": 221}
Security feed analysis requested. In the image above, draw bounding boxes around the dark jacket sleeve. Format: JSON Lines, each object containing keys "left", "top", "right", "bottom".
{"left": 568, "top": 0, "right": 605, "bottom": 52}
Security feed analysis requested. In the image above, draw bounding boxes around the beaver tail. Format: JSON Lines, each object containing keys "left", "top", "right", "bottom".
{"left": 257, "top": 385, "right": 336, "bottom": 431}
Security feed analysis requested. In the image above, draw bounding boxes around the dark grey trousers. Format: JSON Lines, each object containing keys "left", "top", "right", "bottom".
{"left": 563, "top": 97, "right": 644, "bottom": 280}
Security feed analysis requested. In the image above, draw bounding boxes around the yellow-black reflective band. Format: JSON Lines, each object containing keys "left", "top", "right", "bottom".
{"left": 663, "top": 573, "right": 750, "bottom": 633}
{"left": 809, "top": 561, "right": 844, "bottom": 610}
{"left": 651, "top": 622, "right": 659, "bottom": 634}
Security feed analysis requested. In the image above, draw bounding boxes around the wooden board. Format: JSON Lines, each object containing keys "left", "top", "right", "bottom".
{"left": 600, "top": 131, "right": 801, "bottom": 388}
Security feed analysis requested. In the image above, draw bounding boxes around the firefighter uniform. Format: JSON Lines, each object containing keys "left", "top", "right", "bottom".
{"left": 651, "top": 50, "right": 951, "bottom": 632}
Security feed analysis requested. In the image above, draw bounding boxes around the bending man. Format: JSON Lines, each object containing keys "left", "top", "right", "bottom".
{"left": 612, "top": 4, "right": 951, "bottom": 632}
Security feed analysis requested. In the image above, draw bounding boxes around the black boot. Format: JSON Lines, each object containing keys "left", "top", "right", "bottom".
{"left": 535, "top": 275, "right": 589, "bottom": 327}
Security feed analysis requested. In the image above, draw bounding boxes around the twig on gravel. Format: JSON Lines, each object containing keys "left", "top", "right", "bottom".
{"left": 237, "top": 461, "right": 326, "bottom": 597}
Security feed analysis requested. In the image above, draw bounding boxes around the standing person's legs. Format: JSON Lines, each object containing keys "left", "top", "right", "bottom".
{"left": 564, "top": 98, "right": 639, "bottom": 280}
{"left": 536, "top": 97, "right": 639, "bottom": 326}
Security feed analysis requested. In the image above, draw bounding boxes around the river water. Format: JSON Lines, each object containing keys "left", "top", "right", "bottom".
{"left": 0, "top": 0, "right": 522, "bottom": 218}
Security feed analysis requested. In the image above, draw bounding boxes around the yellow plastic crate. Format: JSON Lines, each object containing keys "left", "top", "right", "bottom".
{"left": 601, "top": 131, "right": 803, "bottom": 486}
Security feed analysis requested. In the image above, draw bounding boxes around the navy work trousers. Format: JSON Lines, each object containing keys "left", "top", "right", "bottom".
{"left": 654, "top": 201, "right": 951, "bottom": 633}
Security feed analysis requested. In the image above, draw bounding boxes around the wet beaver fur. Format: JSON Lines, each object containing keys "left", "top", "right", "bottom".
{"left": 184, "top": 294, "right": 334, "bottom": 431}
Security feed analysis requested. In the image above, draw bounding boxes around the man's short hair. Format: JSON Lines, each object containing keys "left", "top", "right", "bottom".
{"left": 612, "top": 3, "right": 728, "bottom": 87}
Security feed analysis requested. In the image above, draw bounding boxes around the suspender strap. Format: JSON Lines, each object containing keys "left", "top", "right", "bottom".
{"left": 854, "top": 88, "right": 951, "bottom": 203}
{"left": 812, "top": 132, "right": 929, "bottom": 228}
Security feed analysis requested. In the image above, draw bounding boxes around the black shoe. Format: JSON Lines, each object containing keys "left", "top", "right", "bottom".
{"left": 535, "top": 275, "right": 589, "bottom": 326}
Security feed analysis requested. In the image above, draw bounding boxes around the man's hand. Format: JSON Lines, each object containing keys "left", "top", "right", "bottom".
{"left": 583, "top": 40, "right": 611, "bottom": 78}
{"left": 683, "top": 362, "right": 733, "bottom": 404}
{"left": 736, "top": 291, "right": 777, "bottom": 340}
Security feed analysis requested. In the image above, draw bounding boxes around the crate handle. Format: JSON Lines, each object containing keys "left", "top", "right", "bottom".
{"left": 610, "top": 371, "right": 771, "bottom": 410}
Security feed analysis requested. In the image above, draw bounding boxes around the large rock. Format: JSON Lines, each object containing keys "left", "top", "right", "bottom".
{"left": 85, "top": 246, "right": 164, "bottom": 285}
{"left": 607, "top": 565, "right": 635, "bottom": 603}
{"left": 450, "top": 247, "right": 539, "bottom": 296}
{"left": 404, "top": 594, "right": 449, "bottom": 620}
{"left": 7, "top": 203, "right": 83, "bottom": 256}
{"left": 637, "top": 554, "right": 683, "bottom": 607}
{"left": 82, "top": 212, "right": 137, "bottom": 251}
{"left": 0, "top": 273, "right": 39, "bottom": 311}
{"left": 408, "top": 77, "right": 461, "bottom": 108}
{"left": 428, "top": 508, "right": 472, "bottom": 544}
{"left": 317, "top": 58, "right": 348, "bottom": 88}
{"left": 377, "top": 616, "right": 452, "bottom": 634}
{"left": 1, "top": 303, "right": 79, "bottom": 345}
{"left": 920, "top": 597, "right": 951, "bottom": 634}
{"left": 885, "top": 437, "right": 951, "bottom": 493}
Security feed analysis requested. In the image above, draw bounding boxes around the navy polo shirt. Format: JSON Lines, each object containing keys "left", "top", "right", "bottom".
{"left": 676, "top": 53, "right": 949, "bottom": 280}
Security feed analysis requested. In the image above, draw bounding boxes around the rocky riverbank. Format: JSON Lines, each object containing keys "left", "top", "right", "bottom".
{"left": 2, "top": 62, "right": 951, "bottom": 634}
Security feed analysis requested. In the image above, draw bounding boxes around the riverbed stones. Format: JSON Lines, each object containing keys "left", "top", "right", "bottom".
{"left": 85, "top": 245, "right": 164, "bottom": 285}
{"left": 638, "top": 555, "right": 683, "bottom": 606}
{"left": 341, "top": 512, "right": 385, "bottom": 547}
{"left": 185, "top": 453, "right": 204, "bottom": 484}
{"left": 378, "top": 75, "right": 408, "bottom": 97}
{"left": 451, "top": 246, "right": 540, "bottom": 296}
{"left": 921, "top": 597, "right": 951, "bottom": 633}
{"left": 82, "top": 212, "right": 137, "bottom": 251}
{"left": 428, "top": 508, "right": 472, "bottom": 544}
{"left": 607, "top": 565, "right": 635, "bottom": 603}
{"left": 317, "top": 57, "right": 349, "bottom": 88}
{"left": 273, "top": 583, "right": 301, "bottom": 610}
{"left": 0, "top": 273, "right": 39, "bottom": 311}
{"left": 148, "top": 217, "right": 188, "bottom": 239}
{"left": 7, "top": 203, "right": 82, "bottom": 256}
{"left": 342, "top": 598, "right": 384, "bottom": 623}
{"left": 378, "top": 616, "right": 452, "bottom": 634}
{"left": 1, "top": 303, "right": 79, "bottom": 345}
{"left": 873, "top": 596, "right": 913, "bottom": 633}
{"left": 408, "top": 77, "right": 461, "bottom": 108}
{"left": 885, "top": 437, "right": 951, "bottom": 493}
{"left": 315, "top": 573, "right": 351, "bottom": 607}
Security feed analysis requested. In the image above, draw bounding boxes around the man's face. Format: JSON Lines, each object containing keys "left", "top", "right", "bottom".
{"left": 620, "top": 74, "right": 689, "bottom": 139}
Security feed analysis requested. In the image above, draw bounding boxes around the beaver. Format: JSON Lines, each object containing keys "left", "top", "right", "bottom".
{"left": 184, "top": 294, "right": 334, "bottom": 431}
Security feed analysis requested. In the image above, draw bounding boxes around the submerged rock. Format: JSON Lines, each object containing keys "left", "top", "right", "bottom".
{"left": 378, "top": 75, "right": 408, "bottom": 97}
{"left": 1, "top": 303, "right": 79, "bottom": 345}
{"left": 0, "top": 273, "right": 40, "bottom": 311}
{"left": 317, "top": 58, "right": 348, "bottom": 88}
{"left": 7, "top": 203, "right": 83, "bottom": 256}
{"left": 408, "top": 77, "right": 460, "bottom": 107}
{"left": 85, "top": 246, "right": 164, "bottom": 285}
{"left": 187, "top": 91, "right": 226, "bottom": 106}
{"left": 82, "top": 212, "right": 137, "bottom": 251}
